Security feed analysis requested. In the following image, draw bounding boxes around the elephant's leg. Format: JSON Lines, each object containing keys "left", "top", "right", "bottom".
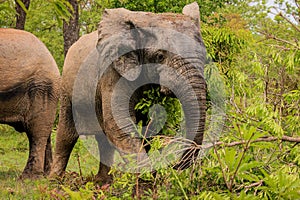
{"left": 95, "top": 133, "right": 114, "bottom": 184}
{"left": 21, "top": 95, "right": 57, "bottom": 178}
{"left": 101, "top": 90, "right": 150, "bottom": 174}
{"left": 22, "top": 131, "right": 48, "bottom": 179}
{"left": 44, "top": 135, "right": 53, "bottom": 175}
{"left": 50, "top": 99, "right": 79, "bottom": 177}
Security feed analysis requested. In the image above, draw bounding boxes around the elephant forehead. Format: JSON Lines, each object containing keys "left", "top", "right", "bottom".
{"left": 98, "top": 8, "right": 199, "bottom": 41}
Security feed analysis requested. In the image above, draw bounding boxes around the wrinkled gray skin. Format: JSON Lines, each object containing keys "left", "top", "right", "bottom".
{"left": 0, "top": 28, "right": 60, "bottom": 179}
{"left": 50, "top": 2, "right": 206, "bottom": 183}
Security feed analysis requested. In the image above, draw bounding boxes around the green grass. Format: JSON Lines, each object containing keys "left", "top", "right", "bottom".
{"left": 0, "top": 124, "right": 99, "bottom": 199}
{"left": 1, "top": 124, "right": 299, "bottom": 199}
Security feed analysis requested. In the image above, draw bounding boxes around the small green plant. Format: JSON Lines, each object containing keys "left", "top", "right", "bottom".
{"left": 135, "top": 86, "right": 184, "bottom": 136}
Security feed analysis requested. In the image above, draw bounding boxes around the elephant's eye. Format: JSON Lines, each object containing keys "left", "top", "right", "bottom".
{"left": 156, "top": 52, "right": 166, "bottom": 63}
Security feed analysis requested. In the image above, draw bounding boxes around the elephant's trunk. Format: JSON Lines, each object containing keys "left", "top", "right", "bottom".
{"left": 167, "top": 57, "right": 206, "bottom": 169}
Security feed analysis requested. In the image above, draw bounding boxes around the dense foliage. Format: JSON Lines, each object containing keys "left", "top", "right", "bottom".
{"left": 0, "top": 0, "right": 299, "bottom": 199}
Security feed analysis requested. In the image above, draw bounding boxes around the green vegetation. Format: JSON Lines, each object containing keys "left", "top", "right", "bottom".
{"left": 0, "top": 0, "right": 299, "bottom": 199}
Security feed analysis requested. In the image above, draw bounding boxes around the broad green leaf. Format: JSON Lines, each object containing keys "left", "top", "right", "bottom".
{"left": 224, "top": 148, "right": 236, "bottom": 171}
{"left": 238, "top": 161, "right": 263, "bottom": 173}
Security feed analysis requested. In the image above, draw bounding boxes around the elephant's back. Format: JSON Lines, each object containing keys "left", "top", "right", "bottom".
{"left": 62, "top": 31, "right": 98, "bottom": 96}
{"left": 0, "top": 28, "right": 59, "bottom": 91}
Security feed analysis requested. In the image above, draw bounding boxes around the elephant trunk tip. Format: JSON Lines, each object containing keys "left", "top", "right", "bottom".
{"left": 173, "top": 145, "right": 200, "bottom": 170}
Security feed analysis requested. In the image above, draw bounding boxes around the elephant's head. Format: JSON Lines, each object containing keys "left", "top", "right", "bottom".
{"left": 95, "top": 2, "right": 206, "bottom": 169}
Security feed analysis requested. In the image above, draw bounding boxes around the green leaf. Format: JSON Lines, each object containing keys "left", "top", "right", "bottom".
{"left": 224, "top": 148, "right": 236, "bottom": 171}
{"left": 15, "top": 0, "right": 28, "bottom": 14}
{"left": 62, "top": 186, "right": 82, "bottom": 200}
{"left": 238, "top": 161, "right": 263, "bottom": 173}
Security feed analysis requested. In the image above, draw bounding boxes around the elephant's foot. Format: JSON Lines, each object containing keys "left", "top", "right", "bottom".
{"left": 94, "top": 163, "right": 113, "bottom": 185}
{"left": 21, "top": 153, "right": 45, "bottom": 179}
{"left": 48, "top": 164, "right": 65, "bottom": 179}
{"left": 19, "top": 169, "right": 44, "bottom": 180}
{"left": 48, "top": 153, "right": 72, "bottom": 179}
{"left": 94, "top": 173, "right": 113, "bottom": 185}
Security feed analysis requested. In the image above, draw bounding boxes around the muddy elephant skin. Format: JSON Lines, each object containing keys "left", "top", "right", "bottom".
{"left": 0, "top": 28, "right": 60, "bottom": 179}
{"left": 50, "top": 2, "right": 206, "bottom": 182}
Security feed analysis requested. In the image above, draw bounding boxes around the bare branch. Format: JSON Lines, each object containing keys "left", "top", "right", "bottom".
{"left": 268, "top": 44, "right": 292, "bottom": 51}
{"left": 259, "top": 31, "right": 300, "bottom": 50}
{"left": 210, "top": 135, "right": 300, "bottom": 148}
{"left": 228, "top": 130, "right": 255, "bottom": 192}
{"left": 278, "top": 12, "right": 300, "bottom": 32}
{"left": 153, "top": 135, "right": 300, "bottom": 151}
{"left": 245, "top": 180, "right": 264, "bottom": 192}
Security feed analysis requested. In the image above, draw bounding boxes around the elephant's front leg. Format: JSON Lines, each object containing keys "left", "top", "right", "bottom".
{"left": 95, "top": 133, "right": 114, "bottom": 184}
{"left": 98, "top": 88, "right": 150, "bottom": 177}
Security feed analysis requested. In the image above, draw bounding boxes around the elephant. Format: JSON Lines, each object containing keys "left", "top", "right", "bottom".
{"left": 0, "top": 28, "right": 60, "bottom": 179}
{"left": 50, "top": 2, "right": 206, "bottom": 183}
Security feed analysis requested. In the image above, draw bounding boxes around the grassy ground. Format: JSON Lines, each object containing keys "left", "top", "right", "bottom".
{"left": 0, "top": 124, "right": 99, "bottom": 199}
{"left": 3, "top": 122, "right": 298, "bottom": 199}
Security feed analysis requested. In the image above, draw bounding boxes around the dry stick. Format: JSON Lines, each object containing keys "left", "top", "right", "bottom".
{"left": 269, "top": 6, "right": 300, "bottom": 32}
{"left": 237, "top": 180, "right": 264, "bottom": 194}
{"left": 151, "top": 135, "right": 300, "bottom": 150}
{"left": 135, "top": 173, "right": 140, "bottom": 200}
{"left": 213, "top": 145, "right": 231, "bottom": 190}
{"left": 76, "top": 153, "right": 83, "bottom": 181}
{"left": 174, "top": 134, "right": 299, "bottom": 192}
{"left": 268, "top": 44, "right": 292, "bottom": 50}
{"left": 259, "top": 30, "right": 300, "bottom": 50}
{"left": 136, "top": 118, "right": 153, "bottom": 199}
{"left": 278, "top": 12, "right": 300, "bottom": 32}
{"left": 228, "top": 132, "right": 255, "bottom": 192}
{"left": 213, "top": 135, "right": 300, "bottom": 148}
{"left": 136, "top": 122, "right": 150, "bottom": 199}
{"left": 245, "top": 180, "right": 264, "bottom": 193}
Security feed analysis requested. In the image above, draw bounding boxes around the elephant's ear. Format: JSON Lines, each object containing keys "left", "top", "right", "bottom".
{"left": 113, "top": 52, "right": 142, "bottom": 81}
{"left": 98, "top": 9, "right": 142, "bottom": 81}
{"left": 182, "top": 2, "right": 200, "bottom": 28}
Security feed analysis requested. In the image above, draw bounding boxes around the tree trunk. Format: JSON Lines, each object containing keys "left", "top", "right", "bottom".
{"left": 63, "top": 0, "right": 79, "bottom": 57}
{"left": 15, "top": 0, "right": 30, "bottom": 30}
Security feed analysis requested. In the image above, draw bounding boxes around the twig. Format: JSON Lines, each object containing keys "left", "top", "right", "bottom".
{"left": 245, "top": 180, "right": 264, "bottom": 193}
{"left": 268, "top": 44, "right": 292, "bottom": 51}
{"left": 259, "top": 31, "right": 300, "bottom": 50}
{"left": 76, "top": 153, "right": 83, "bottom": 181}
{"left": 277, "top": 12, "right": 300, "bottom": 32}
{"left": 213, "top": 144, "right": 231, "bottom": 190}
{"left": 135, "top": 174, "right": 140, "bottom": 199}
{"left": 228, "top": 131, "right": 255, "bottom": 192}
{"left": 150, "top": 134, "right": 300, "bottom": 152}
{"left": 212, "top": 135, "right": 300, "bottom": 148}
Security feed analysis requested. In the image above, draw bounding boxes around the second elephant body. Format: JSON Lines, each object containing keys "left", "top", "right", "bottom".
{"left": 0, "top": 28, "right": 60, "bottom": 178}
